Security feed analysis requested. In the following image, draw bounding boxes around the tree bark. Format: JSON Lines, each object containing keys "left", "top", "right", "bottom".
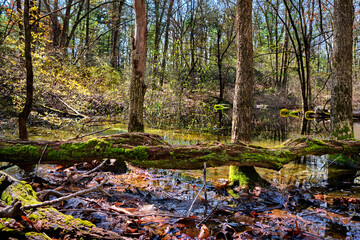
{"left": 16, "top": 0, "right": 24, "bottom": 40}
{"left": 110, "top": 0, "right": 126, "bottom": 69}
{"left": 231, "top": 0, "right": 254, "bottom": 143}
{"left": 85, "top": 0, "right": 90, "bottom": 64}
{"left": 59, "top": 0, "right": 73, "bottom": 48}
{"left": 331, "top": 0, "right": 354, "bottom": 139}
{"left": 2, "top": 133, "right": 359, "bottom": 171}
{"left": 159, "top": 0, "right": 174, "bottom": 87}
{"left": 128, "top": 0, "right": 147, "bottom": 132}
{"left": 19, "top": 0, "right": 34, "bottom": 140}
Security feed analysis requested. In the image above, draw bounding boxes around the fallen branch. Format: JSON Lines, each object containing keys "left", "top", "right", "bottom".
{"left": 66, "top": 127, "right": 111, "bottom": 141}
{"left": 23, "top": 178, "right": 107, "bottom": 210}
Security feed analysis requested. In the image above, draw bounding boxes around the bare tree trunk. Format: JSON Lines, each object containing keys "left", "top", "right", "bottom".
{"left": 110, "top": 0, "right": 126, "bottom": 69}
{"left": 85, "top": 0, "right": 90, "bottom": 64}
{"left": 331, "top": 0, "right": 354, "bottom": 139}
{"left": 230, "top": 0, "right": 256, "bottom": 187}
{"left": 231, "top": 0, "right": 254, "bottom": 143}
{"left": 160, "top": 0, "right": 174, "bottom": 87}
{"left": 16, "top": 0, "right": 24, "bottom": 40}
{"left": 59, "top": 0, "right": 73, "bottom": 49}
{"left": 152, "top": 0, "right": 167, "bottom": 84}
{"left": 19, "top": 0, "right": 34, "bottom": 140}
{"left": 128, "top": 0, "right": 147, "bottom": 132}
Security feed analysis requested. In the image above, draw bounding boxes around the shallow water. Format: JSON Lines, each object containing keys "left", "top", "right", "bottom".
{"left": 1, "top": 115, "right": 360, "bottom": 238}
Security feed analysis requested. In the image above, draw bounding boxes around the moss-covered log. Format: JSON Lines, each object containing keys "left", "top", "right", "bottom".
{"left": 0, "top": 133, "right": 360, "bottom": 170}
{"left": 0, "top": 172, "right": 121, "bottom": 239}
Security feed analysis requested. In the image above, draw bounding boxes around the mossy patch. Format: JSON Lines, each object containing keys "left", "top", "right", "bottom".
{"left": 133, "top": 146, "right": 149, "bottom": 160}
{"left": 0, "top": 145, "right": 40, "bottom": 161}
{"left": 1, "top": 182, "right": 40, "bottom": 205}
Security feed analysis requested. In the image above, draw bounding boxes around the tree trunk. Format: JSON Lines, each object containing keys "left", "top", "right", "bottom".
{"left": 231, "top": 0, "right": 254, "bottom": 143}
{"left": 59, "top": 0, "right": 73, "bottom": 49}
{"left": 231, "top": 0, "right": 257, "bottom": 187}
{"left": 159, "top": 0, "right": 174, "bottom": 87}
{"left": 85, "top": 0, "right": 90, "bottom": 64}
{"left": 331, "top": 0, "right": 354, "bottom": 139}
{"left": 152, "top": 0, "right": 167, "bottom": 84}
{"left": 16, "top": 0, "right": 24, "bottom": 40}
{"left": 110, "top": 0, "right": 126, "bottom": 69}
{"left": 128, "top": 0, "right": 147, "bottom": 132}
{"left": 19, "top": 0, "right": 34, "bottom": 140}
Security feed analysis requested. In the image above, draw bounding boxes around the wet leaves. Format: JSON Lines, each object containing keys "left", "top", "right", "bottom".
{"left": 18, "top": 164, "right": 359, "bottom": 239}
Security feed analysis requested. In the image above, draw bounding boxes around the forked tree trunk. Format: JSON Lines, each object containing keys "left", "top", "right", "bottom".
{"left": 128, "top": 0, "right": 147, "bottom": 132}
{"left": 331, "top": 0, "right": 354, "bottom": 139}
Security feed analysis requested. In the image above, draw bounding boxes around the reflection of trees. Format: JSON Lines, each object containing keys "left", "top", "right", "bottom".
{"left": 253, "top": 109, "right": 332, "bottom": 141}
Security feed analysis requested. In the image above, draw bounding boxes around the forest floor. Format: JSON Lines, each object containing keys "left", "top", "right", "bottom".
{"left": 2, "top": 160, "right": 357, "bottom": 239}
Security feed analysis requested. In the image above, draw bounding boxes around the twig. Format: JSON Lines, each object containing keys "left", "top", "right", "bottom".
{"left": 0, "top": 163, "right": 15, "bottom": 170}
{"left": 52, "top": 94, "right": 84, "bottom": 117}
{"left": 203, "top": 162, "right": 208, "bottom": 215}
{"left": 196, "top": 205, "right": 218, "bottom": 228}
{"left": 59, "top": 208, "right": 190, "bottom": 219}
{"left": 32, "top": 144, "right": 48, "bottom": 183}
{"left": 37, "top": 189, "right": 64, "bottom": 201}
{"left": 84, "top": 159, "right": 109, "bottom": 175}
{"left": 0, "top": 171, "right": 21, "bottom": 183}
{"left": 66, "top": 127, "right": 111, "bottom": 140}
{"left": 22, "top": 178, "right": 107, "bottom": 210}
{"left": 187, "top": 183, "right": 205, "bottom": 217}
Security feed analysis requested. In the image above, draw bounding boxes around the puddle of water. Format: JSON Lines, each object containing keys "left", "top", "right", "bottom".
{"left": 2, "top": 114, "right": 360, "bottom": 238}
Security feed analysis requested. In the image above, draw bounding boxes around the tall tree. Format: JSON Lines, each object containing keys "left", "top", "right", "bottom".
{"left": 18, "top": 0, "right": 34, "bottom": 140}
{"left": 128, "top": 0, "right": 147, "bottom": 132}
{"left": 230, "top": 0, "right": 261, "bottom": 188}
{"left": 331, "top": 0, "right": 354, "bottom": 139}
{"left": 110, "top": 0, "right": 126, "bottom": 69}
{"left": 159, "top": 0, "right": 174, "bottom": 86}
{"left": 231, "top": 0, "right": 254, "bottom": 143}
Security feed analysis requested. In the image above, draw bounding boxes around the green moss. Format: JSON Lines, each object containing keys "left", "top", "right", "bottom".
{"left": 63, "top": 214, "right": 95, "bottom": 228}
{"left": 104, "top": 146, "right": 125, "bottom": 158}
{"left": 1, "top": 182, "right": 40, "bottom": 205}
{"left": 25, "top": 232, "right": 52, "bottom": 240}
{"left": 133, "top": 146, "right": 149, "bottom": 160}
{"left": 193, "top": 151, "right": 229, "bottom": 163}
{"left": 47, "top": 149, "right": 69, "bottom": 161}
{"left": 28, "top": 213, "right": 39, "bottom": 221}
{"left": 229, "top": 166, "right": 250, "bottom": 187}
{"left": 59, "top": 138, "right": 114, "bottom": 158}
{"left": 125, "top": 149, "right": 132, "bottom": 157}
{"left": 0, "top": 145, "right": 40, "bottom": 160}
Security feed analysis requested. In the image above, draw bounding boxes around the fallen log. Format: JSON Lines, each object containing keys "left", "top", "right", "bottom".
{"left": 0, "top": 133, "right": 359, "bottom": 170}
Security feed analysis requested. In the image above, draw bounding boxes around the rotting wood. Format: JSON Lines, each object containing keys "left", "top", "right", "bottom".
{"left": 0, "top": 133, "right": 359, "bottom": 170}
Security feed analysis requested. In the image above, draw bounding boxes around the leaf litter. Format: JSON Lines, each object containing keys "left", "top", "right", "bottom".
{"left": 22, "top": 161, "right": 360, "bottom": 239}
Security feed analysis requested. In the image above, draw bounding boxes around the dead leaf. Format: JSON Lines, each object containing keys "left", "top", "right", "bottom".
{"left": 110, "top": 206, "right": 135, "bottom": 215}
{"left": 198, "top": 224, "right": 210, "bottom": 239}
